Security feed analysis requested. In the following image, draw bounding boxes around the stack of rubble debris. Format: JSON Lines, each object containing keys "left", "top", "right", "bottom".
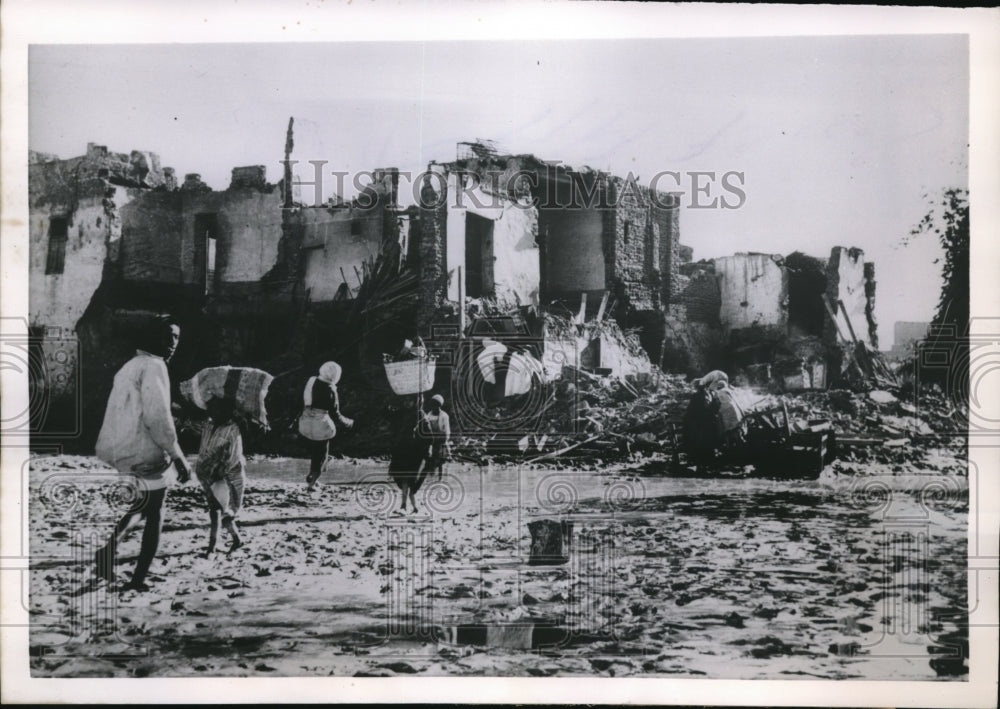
{"left": 666, "top": 246, "right": 898, "bottom": 395}
{"left": 450, "top": 358, "right": 962, "bottom": 473}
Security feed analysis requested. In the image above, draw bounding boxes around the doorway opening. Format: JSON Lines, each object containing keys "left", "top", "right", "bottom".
{"left": 465, "top": 213, "right": 494, "bottom": 298}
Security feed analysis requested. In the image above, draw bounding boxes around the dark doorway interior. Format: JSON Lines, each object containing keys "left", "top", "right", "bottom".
{"left": 785, "top": 251, "right": 827, "bottom": 338}
{"left": 45, "top": 217, "right": 69, "bottom": 275}
{"left": 465, "top": 213, "right": 494, "bottom": 299}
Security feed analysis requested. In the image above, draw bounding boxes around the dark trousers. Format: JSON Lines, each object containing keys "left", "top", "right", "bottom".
{"left": 307, "top": 438, "right": 330, "bottom": 483}
{"left": 96, "top": 486, "right": 167, "bottom": 585}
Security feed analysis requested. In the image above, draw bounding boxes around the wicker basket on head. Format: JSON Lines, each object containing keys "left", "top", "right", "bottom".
{"left": 383, "top": 357, "right": 436, "bottom": 396}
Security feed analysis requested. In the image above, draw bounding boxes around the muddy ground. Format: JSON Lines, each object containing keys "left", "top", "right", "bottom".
{"left": 27, "top": 450, "right": 967, "bottom": 679}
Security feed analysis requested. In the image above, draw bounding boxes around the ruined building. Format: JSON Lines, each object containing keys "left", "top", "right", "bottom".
{"left": 29, "top": 135, "right": 401, "bottom": 446}
{"left": 29, "top": 132, "right": 882, "bottom": 447}
{"left": 668, "top": 247, "right": 880, "bottom": 388}
{"left": 416, "top": 142, "right": 682, "bottom": 361}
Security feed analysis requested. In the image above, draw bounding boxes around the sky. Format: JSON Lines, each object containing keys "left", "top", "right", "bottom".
{"left": 29, "top": 37, "right": 968, "bottom": 348}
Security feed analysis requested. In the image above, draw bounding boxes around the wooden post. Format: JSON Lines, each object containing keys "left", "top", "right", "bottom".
{"left": 822, "top": 295, "right": 847, "bottom": 343}
{"left": 458, "top": 265, "right": 466, "bottom": 338}
{"left": 575, "top": 292, "right": 588, "bottom": 324}
{"left": 824, "top": 295, "right": 865, "bottom": 381}
{"left": 596, "top": 291, "right": 609, "bottom": 321}
{"left": 837, "top": 299, "right": 859, "bottom": 344}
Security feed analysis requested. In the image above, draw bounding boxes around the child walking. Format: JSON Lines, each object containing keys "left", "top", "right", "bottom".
{"left": 197, "top": 399, "right": 246, "bottom": 554}
{"left": 419, "top": 394, "right": 451, "bottom": 478}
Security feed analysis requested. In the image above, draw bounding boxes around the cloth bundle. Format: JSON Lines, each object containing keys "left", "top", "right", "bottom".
{"left": 180, "top": 366, "right": 274, "bottom": 427}
{"left": 476, "top": 339, "right": 543, "bottom": 397}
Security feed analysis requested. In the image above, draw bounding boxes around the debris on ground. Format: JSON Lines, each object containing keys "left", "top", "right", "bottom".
{"left": 451, "top": 357, "right": 965, "bottom": 474}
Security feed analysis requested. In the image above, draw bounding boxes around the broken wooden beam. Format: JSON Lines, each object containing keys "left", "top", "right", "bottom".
{"left": 524, "top": 433, "right": 604, "bottom": 464}
{"left": 575, "top": 292, "right": 588, "bottom": 324}
{"left": 837, "top": 299, "right": 860, "bottom": 344}
{"left": 596, "top": 291, "right": 609, "bottom": 321}
{"left": 837, "top": 437, "right": 884, "bottom": 446}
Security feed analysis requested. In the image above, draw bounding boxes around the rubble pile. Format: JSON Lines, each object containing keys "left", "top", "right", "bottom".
{"left": 782, "top": 384, "right": 966, "bottom": 468}
{"left": 450, "top": 366, "right": 965, "bottom": 473}
{"left": 448, "top": 365, "right": 691, "bottom": 468}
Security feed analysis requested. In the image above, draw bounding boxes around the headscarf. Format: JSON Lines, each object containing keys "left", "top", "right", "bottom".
{"left": 318, "top": 361, "right": 342, "bottom": 385}
{"left": 696, "top": 370, "right": 729, "bottom": 391}
{"left": 304, "top": 361, "right": 342, "bottom": 408}
{"left": 430, "top": 394, "right": 445, "bottom": 406}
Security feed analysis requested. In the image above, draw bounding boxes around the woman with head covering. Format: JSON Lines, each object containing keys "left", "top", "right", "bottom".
{"left": 387, "top": 399, "right": 429, "bottom": 513}
{"left": 298, "top": 361, "right": 354, "bottom": 491}
{"left": 682, "top": 369, "right": 747, "bottom": 465}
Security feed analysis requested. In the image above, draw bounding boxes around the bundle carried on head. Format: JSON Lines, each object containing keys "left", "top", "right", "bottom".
{"left": 180, "top": 366, "right": 274, "bottom": 427}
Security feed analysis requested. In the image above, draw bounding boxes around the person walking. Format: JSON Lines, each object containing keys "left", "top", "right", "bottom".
{"left": 298, "top": 361, "right": 353, "bottom": 491}
{"left": 418, "top": 394, "right": 451, "bottom": 478}
{"left": 196, "top": 399, "right": 246, "bottom": 554}
{"left": 94, "top": 315, "right": 191, "bottom": 593}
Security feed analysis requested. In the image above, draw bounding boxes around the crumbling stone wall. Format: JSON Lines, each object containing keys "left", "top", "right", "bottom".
{"left": 208, "top": 189, "right": 285, "bottom": 284}
{"left": 487, "top": 200, "right": 540, "bottom": 306}
{"left": 714, "top": 253, "right": 788, "bottom": 334}
{"left": 118, "top": 175, "right": 285, "bottom": 289}
{"left": 654, "top": 194, "right": 682, "bottom": 301}
{"left": 664, "top": 246, "right": 877, "bottom": 388}
{"left": 433, "top": 152, "right": 681, "bottom": 344}
{"left": 230, "top": 165, "right": 268, "bottom": 191}
{"left": 120, "top": 192, "right": 187, "bottom": 284}
{"left": 28, "top": 150, "right": 170, "bottom": 405}
{"left": 29, "top": 145, "right": 299, "bottom": 442}
{"left": 293, "top": 181, "right": 391, "bottom": 303}
{"left": 30, "top": 173, "right": 114, "bottom": 336}
{"left": 607, "top": 177, "right": 660, "bottom": 314}
{"left": 661, "top": 303, "right": 726, "bottom": 375}
{"left": 674, "top": 261, "right": 721, "bottom": 325}
{"left": 826, "top": 246, "right": 875, "bottom": 348}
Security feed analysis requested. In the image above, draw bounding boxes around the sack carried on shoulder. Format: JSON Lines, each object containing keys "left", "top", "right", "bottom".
{"left": 298, "top": 407, "right": 337, "bottom": 441}
{"left": 180, "top": 366, "right": 274, "bottom": 427}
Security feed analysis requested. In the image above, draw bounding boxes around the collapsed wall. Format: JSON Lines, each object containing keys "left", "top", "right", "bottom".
{"left": 662, "top": 246, "right": 878, "bottom": 389}
{"left": 825, "top": 246, "right": 877, "bottom": 349}
{"left": 28, "top": 145, "right": 180, "bottom": 441}
{"left": 419, "top": 146, "right": 682, "bottom": 368}
{"left": 661, "top": 256, "right": 724, "bottom": 374}
{"left": 715, "top": 253, "right": 788, "bottom": 335}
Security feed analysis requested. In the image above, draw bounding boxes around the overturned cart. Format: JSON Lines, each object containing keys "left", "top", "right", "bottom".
{"left": 669, "top": 401, "right": 837, "bottom": 479}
